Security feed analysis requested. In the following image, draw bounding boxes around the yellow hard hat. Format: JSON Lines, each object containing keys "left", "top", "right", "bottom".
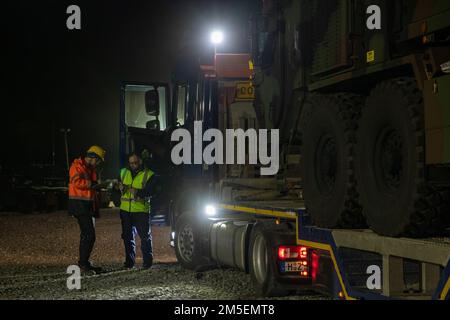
{"left": 87, "top": 145, "right": 106, "bottom": 162}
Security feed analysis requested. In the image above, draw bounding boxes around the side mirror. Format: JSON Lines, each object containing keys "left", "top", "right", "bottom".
{"left": 145, "top": 89, "right": 160, "bottom": 117}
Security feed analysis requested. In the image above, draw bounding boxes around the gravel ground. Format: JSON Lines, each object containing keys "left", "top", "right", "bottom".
{"left": 0, "top": 209, "right": 326, "bottom": 300}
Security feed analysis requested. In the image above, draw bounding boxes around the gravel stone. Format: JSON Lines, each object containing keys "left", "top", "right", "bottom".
{"left": 0, "top": 209, "right": 327, "bottom": 300}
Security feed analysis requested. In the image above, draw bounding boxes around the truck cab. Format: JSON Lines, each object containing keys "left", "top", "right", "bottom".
{"left": 119, "top": 54, "right": 255, "bottom": 226}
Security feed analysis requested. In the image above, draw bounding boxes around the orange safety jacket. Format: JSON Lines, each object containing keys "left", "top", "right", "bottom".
{"left": 68, "top": 158, "right": 98, "bottom": 202}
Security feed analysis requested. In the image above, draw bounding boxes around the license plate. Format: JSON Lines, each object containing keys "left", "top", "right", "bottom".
{"left": 280, "top": 262, "right": 307, "bottom": 273}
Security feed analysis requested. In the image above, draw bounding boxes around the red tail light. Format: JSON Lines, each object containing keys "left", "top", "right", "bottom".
{"left": 278, "top": 246, "right": 308, "bottom": 260}
{"left": 300, "top": 247, "right": 308, "bottom": 259}
{"left": 311, "top": 251, "right": 320, "bottom": 282}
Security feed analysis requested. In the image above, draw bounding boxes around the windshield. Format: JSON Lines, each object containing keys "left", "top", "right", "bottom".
{"left": 124, "top": 85, "right": 167, "bottom": 130}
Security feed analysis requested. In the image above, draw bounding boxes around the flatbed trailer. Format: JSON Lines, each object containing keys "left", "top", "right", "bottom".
{"left": 215, "top": 202, "right": 450, "bottom": 300}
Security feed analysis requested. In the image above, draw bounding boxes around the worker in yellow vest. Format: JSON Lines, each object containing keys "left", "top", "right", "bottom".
{"left": 117, "top": 152, "right": 155, "bottom": 269}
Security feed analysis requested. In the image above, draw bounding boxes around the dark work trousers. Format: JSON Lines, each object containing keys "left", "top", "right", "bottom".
{"left": 120, "top": 210, "right": 153, "bottom": 267}
{"left": 74, "top": 215, "right": 96, "bottom": 266}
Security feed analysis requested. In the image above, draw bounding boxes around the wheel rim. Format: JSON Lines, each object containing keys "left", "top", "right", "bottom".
{"left": 252, "top": 234, "right": 268, "bottom": 285}
{"left": 177, "top": 223, "right": 194, "bottom": 262}
{"left": 375, "top": 127, "right": 404, "bottom": 193}
{"left": 315, "top": 135, "right": 337, "bottom": 195}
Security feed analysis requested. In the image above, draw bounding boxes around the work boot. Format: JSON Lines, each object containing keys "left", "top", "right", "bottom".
{"left": 123, "top": 262, "right": 135, "bottom": 270}
{"left": 78, "top": 262, "right": 102, "bottom": 274}
{"left": 142, "top": 258, "right": 153, "bottom": 270}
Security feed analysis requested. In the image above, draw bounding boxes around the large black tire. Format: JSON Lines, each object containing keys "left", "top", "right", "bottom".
{"left": 355, "top": 78, "right": 449, "bottom": 237}
{"left": 174, "top": 211, "right": 214, "bottom": 272}
{"left": 248, "top": 222, "right": 289, "bottom": 297}
{"left": 298, "top": 93, "right": 365, "bottom": 228}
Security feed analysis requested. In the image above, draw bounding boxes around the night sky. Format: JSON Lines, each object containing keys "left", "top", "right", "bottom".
{"left": 2, "top": 0, "right": 254, "bottom": 178}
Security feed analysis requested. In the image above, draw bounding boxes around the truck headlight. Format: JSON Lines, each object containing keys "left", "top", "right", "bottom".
{"left": 205, "top": 204, "right": 217, "bottom": 216}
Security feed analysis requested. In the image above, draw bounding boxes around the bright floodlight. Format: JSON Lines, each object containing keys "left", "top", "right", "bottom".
{"left": 205, "top": 204, "right": 217, "bottom": 216}
{"left": 210, "top": 31, "right": 224, "bottom": 45}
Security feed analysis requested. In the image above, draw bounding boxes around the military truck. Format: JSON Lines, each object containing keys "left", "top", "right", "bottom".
{"left": 248, "top": 0, "right": 450, "bottom": 237}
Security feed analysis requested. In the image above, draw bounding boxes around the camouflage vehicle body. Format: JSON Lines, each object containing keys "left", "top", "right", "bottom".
{"left": 249, "top": 0, "right": 450, "bottom": 236}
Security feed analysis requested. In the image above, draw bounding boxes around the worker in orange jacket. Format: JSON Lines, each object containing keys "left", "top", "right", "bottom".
{"left": 68, "top": 146, "right": 106, "bottom": 273}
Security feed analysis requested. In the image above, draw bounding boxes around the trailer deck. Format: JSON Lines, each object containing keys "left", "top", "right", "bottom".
{"left": 218, "top": 202, "right": 450, "bottom": 300}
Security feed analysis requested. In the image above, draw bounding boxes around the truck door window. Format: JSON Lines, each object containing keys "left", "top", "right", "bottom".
{"left": 124, "top": 85, "right": 167, "bottom": 130}
{"left": 176, "top": 85, "right": 187, "bottom": 126}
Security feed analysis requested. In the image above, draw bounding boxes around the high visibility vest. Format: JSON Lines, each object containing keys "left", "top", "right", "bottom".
{"left": 120, "top": 168, "right": 154, "bottom": 213}
{"left": 69, "top": 158, "right": 97, "bottom": 202}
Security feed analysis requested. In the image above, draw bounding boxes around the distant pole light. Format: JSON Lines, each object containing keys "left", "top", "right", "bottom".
{"left": 211, "top": 30, "right": 224, "bottom": 59}
{"left": 60, "top": 128, "right": 71, "bottom": 171}
{"left": 210, "top": 30, "right": 224, "bottom": 45}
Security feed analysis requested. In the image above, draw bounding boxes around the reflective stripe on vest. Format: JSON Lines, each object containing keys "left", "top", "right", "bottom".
{"left": 120, "top": 168, "right": 154, "bottom": 213}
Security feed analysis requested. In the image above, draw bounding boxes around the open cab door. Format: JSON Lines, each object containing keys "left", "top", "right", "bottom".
{"left": 120, "top": 82, "right": 171, "bottom": 168}
{"left": 120, "top": 82, "right": 173, "bottom": 225}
